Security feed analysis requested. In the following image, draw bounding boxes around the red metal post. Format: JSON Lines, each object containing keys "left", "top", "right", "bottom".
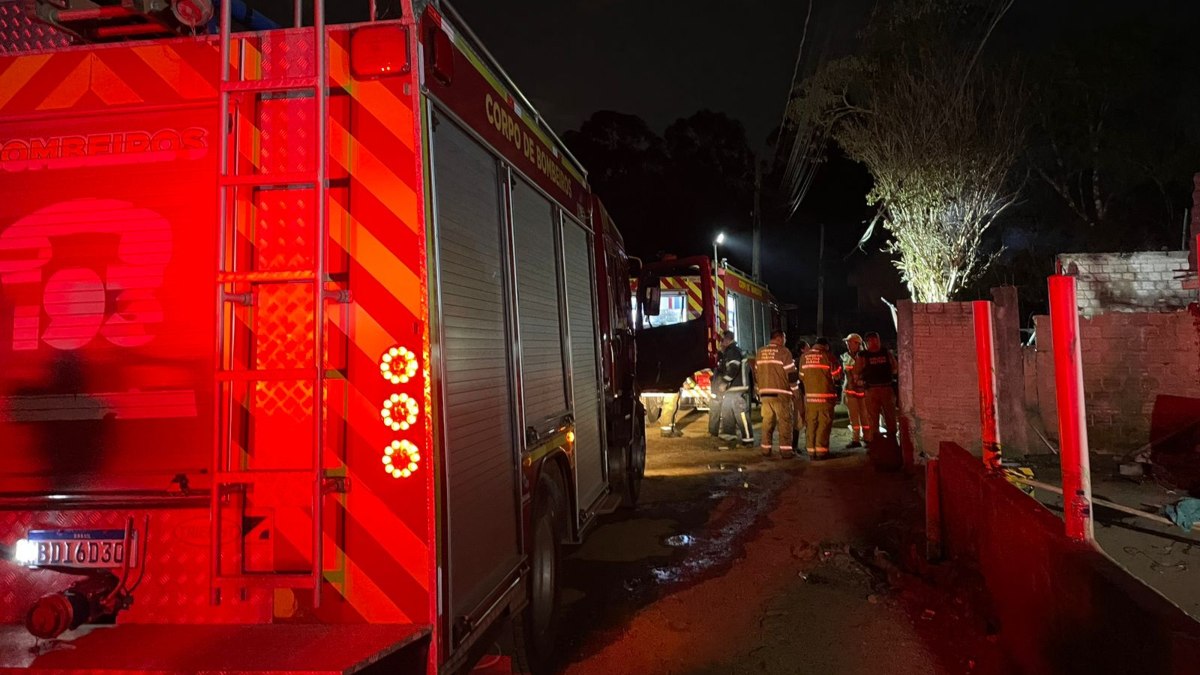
{"left": 972, "top": 300, "right": 1001, "bottom": 471}
{"left": 1048, "top": 275, "right": 1094, "bottom": 543}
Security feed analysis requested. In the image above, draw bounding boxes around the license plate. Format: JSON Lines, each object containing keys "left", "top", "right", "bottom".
{"left": 24, "top": 529, "right": 138, "bottom": 569}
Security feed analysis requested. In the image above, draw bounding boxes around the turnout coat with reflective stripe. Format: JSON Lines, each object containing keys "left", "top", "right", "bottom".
{"left": 754, "top": 343, "right": 796, "bottom": 396}
{"left": 800, "top": 345, "right": 841, "bottom": 402}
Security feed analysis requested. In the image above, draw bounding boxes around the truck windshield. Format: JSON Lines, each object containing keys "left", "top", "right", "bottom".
{"left": 631, "top": 291, "right": 689, "bottom": 329}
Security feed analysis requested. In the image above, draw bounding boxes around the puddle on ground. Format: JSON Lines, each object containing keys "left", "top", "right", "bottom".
{"left": 649, "top": 567, "right": 680, "bottom": 583}
{"left": 635, "top": 470, "right": 788, "bottom": 591}
{"left": 573, "top": 518, "right": 677, "bottom": 563}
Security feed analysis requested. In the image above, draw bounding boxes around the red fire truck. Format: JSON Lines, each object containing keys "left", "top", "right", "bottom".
{"left": 636, "top": 257, "right": 780, "bottom": 424}
{"left": 0, "top": 1, "right": 646, "bottom": 673}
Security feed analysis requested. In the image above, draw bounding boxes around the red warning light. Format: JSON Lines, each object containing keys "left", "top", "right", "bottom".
{"left": 350, "top": 24, "right": 410, "bottom": 79}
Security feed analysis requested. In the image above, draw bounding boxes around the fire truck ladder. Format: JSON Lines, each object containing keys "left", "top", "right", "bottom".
{"left": 211, "top": 0, "right": 332, "bottom": 607}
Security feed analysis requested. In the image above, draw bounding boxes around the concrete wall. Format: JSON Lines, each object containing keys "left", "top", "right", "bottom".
{"left": 1028, "top": 308, "right": 1200, "bottom": 453}
{"left": 1057, "top": 251, "right": 1193, "bottom": 315}
{"left": 936, "top": 442, "right": 1200, "bottom": 674}
{"left": 992, "top": 287, "right": 1030, "bottom": 456}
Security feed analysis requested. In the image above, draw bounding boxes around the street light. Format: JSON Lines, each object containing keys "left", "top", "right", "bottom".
{"left": 713, "top": 232, "right": 725, "bottom": 339}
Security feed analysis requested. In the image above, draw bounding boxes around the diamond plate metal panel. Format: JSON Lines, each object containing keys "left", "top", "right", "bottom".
{"left": 249, "top": 284, "right": 315, "bottom": 456}
{"left": 257, "top": 97, "right": 316, "bottom": 176}
{"left": 0, "top": 508, "right": 269, "bottom": 624}
{"left": 257, "top": 30, "right": 315, "bottom": 81}
{"left": 254, "top": 190, "right": 317, "bottom": 272}
{"left": 253, "top": 284, "right": 315, "bottom": 371}
{"left": 0, "top": 1, "right": 75, "bottom": 54}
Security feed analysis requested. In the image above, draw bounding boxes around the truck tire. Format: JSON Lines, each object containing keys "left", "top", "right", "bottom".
{"left": 645, "top": 400, "right": 662, "bottom": 424}
{"left": 512, "top": 469, "right": 566, "bottom": 675}
{"left": 619, "top": 414, "right": 646, "bottom": 509}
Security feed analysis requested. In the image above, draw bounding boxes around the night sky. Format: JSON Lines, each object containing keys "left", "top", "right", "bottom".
{"left": 452, "top": 0, "right": 869, "bottom": 152}
{"left": 449, "top": 0, "right": 1200, "bottom": 340}
{"left": 453, "top": 0, "right": 880, "bottom": 336}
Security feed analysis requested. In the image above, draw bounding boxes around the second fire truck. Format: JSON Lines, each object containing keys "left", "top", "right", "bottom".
{"left": 637, "top": 257, "right": 781, "bottom": 425}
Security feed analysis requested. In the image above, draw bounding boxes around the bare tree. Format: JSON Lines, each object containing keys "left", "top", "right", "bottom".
{"left": 837, "top": 55, "right": 1024, "bottom": 302}
{"left": 784, "top": 0, "right": 1023, "bottom": 303}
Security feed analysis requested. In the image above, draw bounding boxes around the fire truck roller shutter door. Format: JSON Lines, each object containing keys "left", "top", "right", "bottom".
{"left": 511, "top": 178, "right": 567, "bottom": 425}
{"left": 754, "top": 301, "right": 764, "bottom": 349}
{"left": 748, "top": 296, "right": 758, "bottom": 345}
{"left": 759, "top": 301, "right": 771, "bottom": 345}
{"left": 735, "top": 292, "right": 754, "bottom": 349}
{"left": 562, "top": 218, "right": 606, "bottom": 510}
{"left": 431, "top": 118, "right": 521, "bottom": 619}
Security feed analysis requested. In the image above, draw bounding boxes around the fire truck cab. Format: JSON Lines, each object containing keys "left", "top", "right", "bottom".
{"left": 636, "top": 257, "right": 780, "bottom": 424}
{"left": 0, "top": 1, "right": 646, "bottom": 673}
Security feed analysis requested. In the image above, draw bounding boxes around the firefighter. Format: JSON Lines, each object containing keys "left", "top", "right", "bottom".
{"left": 754, "top": 330, "right": 797, "bottom": 458}
{"left": 841, "top": 333, "right": 868, "bottom": 448}
{"left": 855, "top": 331, "right": 898, "bottom": 442}
{"left": 659, "top": 375, "right": 703, "bottom": 437}
{"left": 790, "top": 339, "right": 809, "bottom": 451}
{"left": 800, "top": 337, "right": 841, "bottom": 459}
{"left": 658, "top": 389, "right": 684, "bottom": 437}
{"left": 708, "top": 365, "right": 726, "bottom": 438}
{"left": 716, "top": 330, "right": 753, "bottom": 446}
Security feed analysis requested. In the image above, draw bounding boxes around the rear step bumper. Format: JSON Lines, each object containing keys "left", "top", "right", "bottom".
{"left": 0, "top": 623, "right": 431, "bottom": 673}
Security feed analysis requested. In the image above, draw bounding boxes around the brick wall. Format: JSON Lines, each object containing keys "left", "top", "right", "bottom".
{"left": 900, "top": 302, "right": 981, "bottom": 457}
{"left": 937, "top": 442, "right": 1200, "bottom": 674}
{"left": 1028, "top": 308, "right": 1200, "bottom": 453}
{"left": 1057, "top": 251, "right": 1194, "bottom": 316}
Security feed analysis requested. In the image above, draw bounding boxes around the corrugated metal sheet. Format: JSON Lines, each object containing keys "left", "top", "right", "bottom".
{"left": 431, "top": 119, "right": 520, "bottom": 618}
{"left": 511, "top": 179, "right": 567, "bottom": 427}
{"left": 562, "top": 220, "right": 605, "bottom": 508}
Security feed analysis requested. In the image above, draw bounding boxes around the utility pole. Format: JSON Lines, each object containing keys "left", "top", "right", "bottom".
{"left": 816, "top": 222, "right": 825, "bottom": 336}
{"left": 752, "top": 161, "right": 762, "bottom": 281}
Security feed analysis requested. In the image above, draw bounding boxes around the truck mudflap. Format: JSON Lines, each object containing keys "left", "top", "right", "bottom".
{"left": 0, "top": 623, "right": 431, "bottom": 673}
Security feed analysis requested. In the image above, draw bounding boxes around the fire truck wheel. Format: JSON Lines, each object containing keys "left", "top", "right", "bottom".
{"left": 645, "top": 401, "right": 663, "bottom": 423}
{"left": 512, "top": 469, "right": 566, "bottom": 674}
{"left": 619, "top": 419, "right": 647, "bottom": 509}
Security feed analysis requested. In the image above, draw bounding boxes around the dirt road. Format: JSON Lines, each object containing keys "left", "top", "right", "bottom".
{"left": 552, "top": 410, "right": 1004, "bottom": 675}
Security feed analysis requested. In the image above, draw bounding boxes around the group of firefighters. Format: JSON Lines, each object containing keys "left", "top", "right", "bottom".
{"left": 703, "top": 329, "right": 898, "bottom": 460}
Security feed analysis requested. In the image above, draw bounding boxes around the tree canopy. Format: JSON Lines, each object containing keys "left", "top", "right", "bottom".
{"left": 787, "top": 0, "right": 1023, "bottom": 303}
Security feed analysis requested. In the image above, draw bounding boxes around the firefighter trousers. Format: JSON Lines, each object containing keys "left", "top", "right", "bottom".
{"left": 804, "top": 402, "right": 834, "bottom": 454}
{"left": 659, "top": 392, "right": 681, "bottom": 435}
{"left": 845, "top": 392, "right": 868, "bottom": 441}
{"left": 865, "top": 386, "right": 897, "bottom": 441}
{"left": 719, "top": 391, "right": 753, "bottom": 442}
{"left": 708, "top": 390, "right": 724, "bottom": 436}
{"left": 792, "top": 394, "right": 805, "bottom": 449}
{"left": 759, "top": 395, "right": 794, "bottom": 454}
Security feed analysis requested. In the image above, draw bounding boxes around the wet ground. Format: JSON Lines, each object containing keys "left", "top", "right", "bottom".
{"left": 550, "top": 409, "right": 1005, "bottom": 675}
